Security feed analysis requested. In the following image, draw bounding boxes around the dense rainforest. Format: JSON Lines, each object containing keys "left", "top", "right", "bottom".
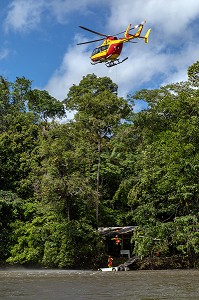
{"left": 0, "top": 62, "right": 199, "bottom": 269}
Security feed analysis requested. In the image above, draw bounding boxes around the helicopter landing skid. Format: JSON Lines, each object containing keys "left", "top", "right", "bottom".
{"left": 105, "top": 57, "right": 128, "bottom": 68}
{"left": 91, "top": 61, "right": 103, "bottom": 65}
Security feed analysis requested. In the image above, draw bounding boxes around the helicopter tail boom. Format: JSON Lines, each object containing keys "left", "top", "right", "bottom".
{"left": 124, "top": 23, "right": 144, "bottom": 40}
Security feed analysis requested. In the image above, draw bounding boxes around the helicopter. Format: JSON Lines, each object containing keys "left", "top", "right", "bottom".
{"left": 77, "top": 21, "right": 151, "bottom": 67}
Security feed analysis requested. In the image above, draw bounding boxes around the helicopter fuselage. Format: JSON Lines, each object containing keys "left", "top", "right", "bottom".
{"left": 90, "top": 37, "right": 123, "bottom": 63}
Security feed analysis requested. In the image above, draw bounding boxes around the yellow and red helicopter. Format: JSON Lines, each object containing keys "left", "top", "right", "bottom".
{"left": 77, "top": 21, "right": 151, "bottom": 67}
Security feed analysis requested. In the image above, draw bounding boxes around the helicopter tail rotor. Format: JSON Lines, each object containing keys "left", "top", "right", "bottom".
{"left": 131, "top": 21, "right": 146, "bottom": 30}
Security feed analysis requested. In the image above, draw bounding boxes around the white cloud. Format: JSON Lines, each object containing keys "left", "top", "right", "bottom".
{"left": 45, "top": 36, "right": 199, "bottom": 103}
{"left": 160, "top": 41, "right": 199, "bottom": 86}
{"left": 7, "top": 0, "right": 199, "bottom": 106}
{"left": 4, "top": 0, "right": 45, "bottom": 32}
{"left": 0, "top": 48, "right": 9, "bottom": 60}
{"left": 107, "top": 0, "right": 199, "bottom": 36}
{"left": 48, "top": 0, "right": 108, "bottom": 23}
{"left": 44, "top": 0, "right": 199, "bottom": 101}
{"left": 4, "top": 0, "right": 108, "bottom": 32}
{"left": 44, "top": 45, "right": 93, "bottom": 100}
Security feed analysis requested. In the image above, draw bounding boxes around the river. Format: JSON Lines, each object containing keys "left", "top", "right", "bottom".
{"left": 0, "top": 269, "right": 198, "bottom": 299}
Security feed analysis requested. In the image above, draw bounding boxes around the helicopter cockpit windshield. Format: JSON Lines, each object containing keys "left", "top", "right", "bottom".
{"left": 91, "top": 45, "right": 109, "bottom": 56}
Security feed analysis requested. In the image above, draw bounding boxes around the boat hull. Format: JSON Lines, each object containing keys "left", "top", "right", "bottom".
{"left": 98, "top": 267, "right": 118, "bottom": 272}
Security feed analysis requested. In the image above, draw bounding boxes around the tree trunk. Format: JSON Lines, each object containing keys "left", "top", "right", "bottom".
{"left": 96, "top": 138, "right": 101, "bottom": 224}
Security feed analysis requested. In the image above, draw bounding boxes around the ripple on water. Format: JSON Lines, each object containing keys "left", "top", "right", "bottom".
{"left": 0, "top": 269, "right": 198, "bottom": 300}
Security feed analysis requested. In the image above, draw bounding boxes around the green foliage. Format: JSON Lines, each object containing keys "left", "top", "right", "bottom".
{"left": 7, "top": 211, "right": 104, "bottom": 268}
{"left": 64, "top": 74, "right": 132, "bottom": 224}
{"left": 125, "top": 66, "right": 199, "bottom": 261}
{"left": 172, "top": 215, "right": 199, "bottom": 256}
{"left": 7, "top": 219, "right": 44, "bottom": 265}
{"left": 27, "top": 89, "right": 65, "bottom": 121}
{"left": 132, "top": 215, "right": 199, "bottom": 260}
{"left": 188, "top": 60, "right": 199, "bottom": 86}
{"left": 0, "top": 64, "right": 199, "bottom": 268}
{"left": 0, "top": 114, "right": 39, "bottom": 194}
{"left": 65, "top": 74, "right": 131, "bottom": 138}
{"left": 0, "top": 191, "right": 23, "bottom": 262}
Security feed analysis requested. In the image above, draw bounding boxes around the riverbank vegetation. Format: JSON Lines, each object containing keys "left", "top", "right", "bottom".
{"left": 0, "top": 62, "right": 198, "bottom": 269}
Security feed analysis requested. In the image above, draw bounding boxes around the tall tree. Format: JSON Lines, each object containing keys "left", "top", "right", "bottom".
{"left": 64, "top": 74, "right": 132, "bottom": 223}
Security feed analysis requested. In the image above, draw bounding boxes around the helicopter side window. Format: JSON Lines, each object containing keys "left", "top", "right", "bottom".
{"left": 101, "top": 45, "right": 109, "bottom": 51}
{"left": 92, "top": 48, "right": 98, "bottom": 55}
{"left": 92, "top": 45, "right": 108, "bottom": 56}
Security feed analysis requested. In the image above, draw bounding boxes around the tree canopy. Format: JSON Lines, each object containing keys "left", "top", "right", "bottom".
{"left": 0, "top": 68, "right": 198, "bottom": 268}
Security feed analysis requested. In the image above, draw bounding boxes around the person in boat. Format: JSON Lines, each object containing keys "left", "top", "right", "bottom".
{"left": 108, "top": 255, "right": 113, "bottom": 268}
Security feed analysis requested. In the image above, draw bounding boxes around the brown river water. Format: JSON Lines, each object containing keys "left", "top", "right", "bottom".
{"left": 0, "top": 269, "right": 198, "bottom": 299}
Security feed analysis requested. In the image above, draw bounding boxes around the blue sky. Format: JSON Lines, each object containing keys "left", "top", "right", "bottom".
{"left": 0, "top": 0, "right": 199, "bottom": 114}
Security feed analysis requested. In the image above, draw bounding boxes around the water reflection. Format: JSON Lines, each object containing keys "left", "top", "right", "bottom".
{"left": 0, "top": 269, "right": 198, "bottom": 299}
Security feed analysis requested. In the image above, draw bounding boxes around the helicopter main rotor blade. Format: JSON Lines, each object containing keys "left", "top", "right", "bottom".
{"left": 79, "top": 26, "right": 108, "bottom": 37}
{"left": 77, "top": 38, "right": 105, "bottom": 45}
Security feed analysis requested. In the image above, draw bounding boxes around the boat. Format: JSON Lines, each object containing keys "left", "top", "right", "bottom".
{"left": 98, "top": 256, "right": 138, "bottom": 272}
{"left": 98, "top": 267, "right": 119, "bottom": 272}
